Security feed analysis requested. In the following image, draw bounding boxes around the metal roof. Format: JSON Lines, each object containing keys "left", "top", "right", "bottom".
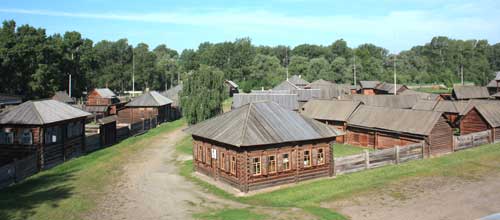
{"left": 339, "top": 94, "right": 420, "bottom": 109}
{"left": 301, "top": 100, "right": 362, "bottom": 122}
{"left": 452, "top": 85, "right": 490, "bottom": 100}
{"left": 52, "top": 91, "right": 75, "bottom": 104}
{"left": 287, "top": 75, "right": 309, "bottom": 86}
{"left": 0, "top": 100, "right": 91, "bottom": 125}
{"left": 126, "top": 91, "right": 173, "bottom": 107}
{"left": 186, "top": 101, "right": 343, "bottom": 147}
{"left": 475, "top": 102, "right": 500, "bottom": 127}
{"left": 232, "top": 93, "right": 299, "bottom": 111}
{"left": 348, "top": 105, "right": 443, "bottom": 136}
{"left": 359, "top": 81, "right": 381, "bottom": 89}
{"left": 95, "top": 88, "right": 117, "bottom": 98}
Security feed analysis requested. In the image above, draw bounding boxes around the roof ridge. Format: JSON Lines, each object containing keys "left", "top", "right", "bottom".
{"left": 30, "top": 101, "right": 45, "bottom": 124}
{"left": 238, "top": 102, "right": 253, "bottom": 147}
{"left": 148, "top": 92, "right": 161, "bottom": 105}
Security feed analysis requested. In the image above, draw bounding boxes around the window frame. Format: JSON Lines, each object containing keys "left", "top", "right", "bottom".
{"left": 267, "top": 155, "right": 277, "bottom": 173}
{"left": 282, "top": 153, "right": 290, "bottom": 171}
{"left": 230, "top": 155, "right": 237, "bottom": 175}
{"left": 220, "top": 152, "right": 226, "bottom": 171}
{"left": 317, "top": 148, "right": 325, "bottom": 165}
{"left": 252, "top": 156, "right": 261, "bottom": 176}
{"left": 20, "top": 129, "right": 33, "bottom": 145}
{"left": 303, "top": 150, "right": 311, "bottom": 167}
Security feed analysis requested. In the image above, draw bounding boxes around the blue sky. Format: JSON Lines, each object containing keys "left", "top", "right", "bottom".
{"left": 1, "top": 0, "right": 499, "bottom": 53}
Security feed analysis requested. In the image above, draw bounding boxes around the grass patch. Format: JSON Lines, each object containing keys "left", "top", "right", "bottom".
{"left": 222, "top": 97, "right": 233, "bottom": 113}
{"left": 414, "top": 87, "right": 452, "bottom": 94}
{"left": 301, "top": 206, "right": 348, "bottom": 220}
{"left": 334, "top": 144, "right": 373, "bottom": 158}
{"left": 0, "top": 119, "right": 186, "bottom": 220}
{"left": 176, "top": 136, "right": 194, "bottom": 155}
{"left": 193, "top": 208, "right": 267, "bottom": 220}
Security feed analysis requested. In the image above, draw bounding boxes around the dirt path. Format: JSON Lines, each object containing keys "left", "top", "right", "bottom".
{"left": 87, "top": 128, "right": 242, "bottom": 220}
{"left": 327, "top": 175, "right": 500, "bottom": 220}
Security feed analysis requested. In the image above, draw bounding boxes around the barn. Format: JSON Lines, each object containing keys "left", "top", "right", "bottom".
{"left": 117, "top": 91, "right": 173, "bottom": 124}
{"left": 459, "top": 102, "right": 500, "bottom": 141}
{"left": 85, "top": 88, "right": 123, "bottom": 117}
{"left": 186, "top": 101, "right": 343, "bottom": 192}
{"left": 300, "top": 100, "right": 361, "bottom": 143}
{"left": 0, "top": 100, "right": 90, "bottom": 169}
{"left": 346, "top": 105, "right": 453, "bottom": 156}
{"left": 452, "top": 85, "right": 490, "bottom": 100}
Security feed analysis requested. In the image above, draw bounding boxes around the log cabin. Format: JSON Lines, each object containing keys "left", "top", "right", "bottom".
{"left": 346, "top": 105, "right": 453, "bottom": 156}
{"left": 85, "top": 88, "right": 123, "bottom": 118}
{"left": 300, "top": 100, "right": 362, "bottom": 143}
{"left": 186, "top": 101, "right": 343, "bottom": 192}
{"left": 0, "top": 100, "right": 90, "bottom": 169}
{"left": 459, "top": 102, "right": 500, "bottom": 142}
{"left": 117, "top": 91, "right": 173, "bottom": 124}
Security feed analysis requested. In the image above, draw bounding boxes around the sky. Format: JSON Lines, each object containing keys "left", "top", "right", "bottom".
{"left": 0, "top": 0, "right": 499, "bottom": 53}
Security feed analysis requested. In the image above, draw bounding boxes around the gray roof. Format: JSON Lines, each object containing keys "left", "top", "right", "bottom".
{"left": 161, "top": 84, "right": 183, "bottom": 106}
{"left": 251, "top": 90, "right": 292, "bottom": 94}
{"left": 95, "top": 88, "right": 117, "bottom": 98}
{"left": 475, "top": 102, "right": 500, "bottom": 127}
{"left": 375, "top": 82, "right": 407, "bottom": 94}
{"left": 339, "top": 94, "right": 420, "bottom": 109}
{"left": 452, "top": 85, "right": 490, "bottom": 100}
{"left": 412, "top": 100, "right": 439, "bottom": 111}
{"left": 186, "top": 101, "right": 343, "bottom": 147}
{"left": 301, "top": 100, "right": 361, "bottom": 122}
{"left": 273, "top": 80, "right": 299, "bottom": 91}
{"left": 0, "top": 100, "right": 91, "bottom": 125}
{"left": 486, "top": 80, "right": 499, "bottom": 88}
{"left": 399, "top": 89, "right": 441, "bottom": 101}
{"left": 52, "top": 91, "right": 75, "bottom": 104}
{"left": 435, "top": 101, "right": 462, "bottom": 113}
{"left": 225, "top": 80, "right": 238, "bottom": 88}
{"left": 359, "top": 81, "right": 381, "bottom": 89}
{"left": 458, "top": 99, "right": 500, "bottom": 115}
{"left": 126, "top": 91, "right": 173, "bottom": 107}
{"left": 348, "top": 105, "right": 444, "bottom": 136}
{"left": 306, "top": 80, "right": 352, "bottom": 99}
{"left": 287, "top": 75, "right": 309, "bottom": 86}
{"left": 294, "top": 89, "right": 321, "bottom": 101}
{"left": 0, "top": 94, "right": 22, "bottom": 105}
{"left": 232, "top": 93, "right": 299, "bottom": 111}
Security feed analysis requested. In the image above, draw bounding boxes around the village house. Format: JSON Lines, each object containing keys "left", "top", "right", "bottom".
{"left": 85, "top": 88, "right": 124, "bottom": 118}
{"left": 486, "top": 72, "right": 500, "bottom": 95}
{"left": 346, "top": 105, "right": 453, "bottom": 156}
{"left": 117, "top": 91, "right": 173, "bottom": 124}
{"left": 452, "top": 85, "right": 490, "bottom": 100}
{"left": 0, "top": 100, "right": 90, "bottom": 169}
{"left": 300, "top": 100, "right": 361, "bottom": 143}
{"left": 52, "top": 91, "right": 75, "bottom": 104}
{"left": 186, "top": 101, "right": 343, "bottom": 192}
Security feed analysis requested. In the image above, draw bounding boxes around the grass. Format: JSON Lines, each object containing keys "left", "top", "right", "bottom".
{"left": 414, "top": 87, "right": 452, "bottom": 94}
{"left": 193, "top": 208, "right": 267, "bottom": 220}
{"left": 176, "top": 136, "right": 193, "bottom": 155}
{"left": 177, "top": 137, "right": 500, "bottom": 219}
{"left": 333, "top": 144, "right": 373, "bottom": 158}
{"left": 0, "top": 118, "right": 186, "bottom": 220}
{"left": 222, "top": 97, "right": 233, "bottom": 113}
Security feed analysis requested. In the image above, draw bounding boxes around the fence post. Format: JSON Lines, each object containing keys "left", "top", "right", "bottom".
{"left": 471, "top": 134, "right": 475, "bottom": 147}
{"left": 395, "top": 146, "right": 400, "bottom": 164}
{"left": 364, "top": 150, "right": 370, "bottom": 169}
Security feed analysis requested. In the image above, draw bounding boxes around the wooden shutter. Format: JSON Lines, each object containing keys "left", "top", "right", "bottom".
{"left": 312, "top": 148, "right": 318, "bottom": 166}
{"left": 225, "top": 152, "right": 230, "bottom": 171}
{"left": 261, "top": 155, "right": 267, "bottom": 175}
{"left": 277, "top": 154, "right": 283, "bottom": 172}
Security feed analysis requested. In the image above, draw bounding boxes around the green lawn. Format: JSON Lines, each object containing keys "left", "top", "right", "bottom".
{"left": 177, "top": 137, "right": 500, "bottom": 220}
{"left": 0, "top": 119, "right": 186, "bottom": 220}
{"left": 193, "top": 208, "right": 267, "bottom": 220}
{"left": 333, "top": 144, "right": 372, "bottom": 158}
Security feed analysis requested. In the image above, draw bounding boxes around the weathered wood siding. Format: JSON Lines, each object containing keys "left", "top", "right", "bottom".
{"left": 428, "top": 116, "right": 453, "bottom": 156}
{"left": 86, "top": 90, "right": 111, "bottom": 106}
{"left": 361, "top": 89, "right": 375, "bottom": 95}
{"left": 346, "top": 127, "right": 375, "bottom": 148}
{"left": 460, "top": 108, "right": 489, "bottom": 135}
{"left": 117, "top": 107, "right": 159, "bottom": 124}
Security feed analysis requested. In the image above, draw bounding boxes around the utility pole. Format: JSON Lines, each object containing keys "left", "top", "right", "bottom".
{"left": 132, "top": 51, "right": 135, "bottom": 97}
{"left": 394, "top": 55, "right": 397, "bottom": 95}
{"left": 285, "top": 47, "right": 289, "bottom": 80}
{"left": 69, "top": 52, "right": 73, "bottom": 98}
{"left": 460, "top": 64, "right": 464, "bottom": 85}
{"left": 353, "top": 56, "right": 357, "bottom": 86}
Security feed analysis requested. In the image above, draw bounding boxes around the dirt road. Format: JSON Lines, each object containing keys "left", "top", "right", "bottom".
{"left": 87, "top": 128, "right": 241, "bottom": 220}
{"left": 328, "top": 175, "right": 500, "bottom": 220}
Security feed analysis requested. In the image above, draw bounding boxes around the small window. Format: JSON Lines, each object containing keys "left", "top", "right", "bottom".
{"left": 230, "top": 155, "right": 236, "bottom": 175}
{"left": 317, "top": 148, "right": 325, "bottom": 165}
{"left": 20, "top": 129, "right": 33, "bottom": 145}
{"left": 303, "top": 150, "right": 311, "bottom": 167}
{"left": 0, "top": 129, "right": 14, "bottom": 144}
{"left": 268, "top": 155, "right": 276, "bottom": 173}
{"left": 282, "top": 153, "right": 290, "bottom": 171}
{"left": 45, "top": 127, "right": 60, "bottom": 144}
{"left": 220, "top": 152, "right": 226, "bottom": 171}
{"left": 252, "top": 157, "right": 261, "bottom": 175}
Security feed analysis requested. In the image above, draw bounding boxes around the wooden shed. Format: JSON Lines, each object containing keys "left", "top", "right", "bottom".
{"left": 86, "top": 88, "right": 123, "bottom": 117}
{"left": 186, "top": 101, "right": 343, "bottom": 192}
{"left": 459, "top": 102, "right": 500, "bottom": 141}
{"left": 0, "top": 100, "right": 90, "bottom": 169}
{"left": 300, "top": 100, "right": 361, "bottom": 143}
{"left": 117, "top": 91, "right": 172, "bottom": 124}
{"left": 346, "top": 106, "right": 453, "bottom": 156}
{"left": 452, "top": 85, "right": 490, "bottom": 100}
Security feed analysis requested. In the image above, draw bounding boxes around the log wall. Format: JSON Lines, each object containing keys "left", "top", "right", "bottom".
{"left": 460, "top": 108, "right": 489, "bottom": 135}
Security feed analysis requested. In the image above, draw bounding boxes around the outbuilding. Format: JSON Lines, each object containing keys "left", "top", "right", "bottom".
{"left": 0, "top": 100, "right": 90, "bottom": 168}
{"left": 186, "top": 101, "right": 343, "bottom": 192}
{"left": 346, "top": 105, "right": 453, "bottom": 156}
{"left": 117, "top": 91, "right": 173, "bottom": 124}
{"left": 358, "top": 81, "right": 380, "bottom": 95}
{"left": 452, "top": 85, "right": 490, "bottom": 100}
{"left": 86, "top": 88, "right": 124, "bottom": 117}
{"left": 459, "top": 102, "right": 500, "bottom": 142}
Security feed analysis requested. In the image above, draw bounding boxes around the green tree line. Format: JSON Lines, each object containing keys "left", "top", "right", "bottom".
{"left": 1, "top": 19, "right": 500, "bottom": 100}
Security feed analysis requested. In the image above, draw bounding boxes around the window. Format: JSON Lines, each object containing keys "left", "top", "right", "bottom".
{"left": 282, "top": 153, "right": 290, "bottom": 171}
{"left": 197, "top": 145, "right": 203, "bottom": 161}
{"left": 230, "top": 155, "right": 236, "bottom": 175}
{"left": 317, "top": 148, "right": 325, "bottom": 165}
{"left": 206, "top": 148, "right": 211, "bottom": 164}
{"left": 267, "top": 155, "right": 276, "bottom": 173}
{"left": 0, "top": 129, "right": 14, "bottom": 144}
{"left": 252, "top": 157, "right": 261, "bottom": 175}
{"left": 20, "top": 129, "right": 33, "bottom": 145}
{"left": 67, "top": 122, "right": 83, "bottom": 138}
{"left": 303, "top": 150, "right": 311, "bottom": 167}
{"left": 45, "top": 126, "right": 61, "bottom": 144}
{"left": 220, "top": 152, "right": 226, "bottom": 170}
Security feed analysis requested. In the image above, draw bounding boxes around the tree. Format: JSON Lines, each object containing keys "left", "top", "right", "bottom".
{"left": 288, "top": 56, "right": 309, "bottom": 77}
{"left": 180, "top": 65, "right": 226, "bottom": 125}
{"left": 307, "top": 57, "right": 331, "bottom": 82}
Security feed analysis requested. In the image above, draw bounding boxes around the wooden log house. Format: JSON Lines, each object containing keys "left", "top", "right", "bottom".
{"left": 346, "top": 105, "right": 453, "bottom": 156}
{"left": 117, "top": 91, "right": 173, "bottom": 124}
{"left": 85, "top": 88, "right": 123, "bottom": 118}
{"left": 0, "top": 100, "right": 90, "bottom": 169}
{"left": 186, "top": 101, "right": 343, "bottom": 192}
{"left": 459, "top": 102, "right": 500, "bottom": 142}
{"left": 300, "top": 100, "right": 362, "bottom": 143}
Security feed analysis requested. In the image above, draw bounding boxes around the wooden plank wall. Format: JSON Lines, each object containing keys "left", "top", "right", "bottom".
{"left": 453, "top": 130, "right": 491, "bottom": 151}
{"left": 460, "top": 108, "right": 489, "bottom": 135}
{"left": 428, "top": 116, "right": 454, "bottom": 156}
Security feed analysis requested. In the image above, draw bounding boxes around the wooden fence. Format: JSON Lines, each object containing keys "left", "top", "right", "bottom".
{"left": 0, "top": 154, "right": 37, "bottom": 188}
{"left": 85, "top": 133, "right": 101, "bottom": 153}
{"left": 334, "top": 142, "right": 424, "bottom": 175}
{"left": 453, "top": 130, "right": 491, "bottom": 151}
